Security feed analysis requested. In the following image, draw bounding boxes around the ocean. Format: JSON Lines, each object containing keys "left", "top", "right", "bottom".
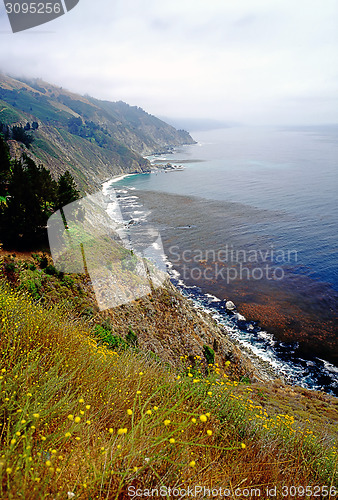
{"left": 108, "top": 125, "right": 338, "bottom": 395}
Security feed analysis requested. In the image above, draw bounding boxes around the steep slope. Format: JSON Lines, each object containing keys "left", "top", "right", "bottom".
{"left": 0, "top": 270, "right": 336, "bottom": 498}
{"left": 0, "top": 74, "right": 195, "bottom": 192}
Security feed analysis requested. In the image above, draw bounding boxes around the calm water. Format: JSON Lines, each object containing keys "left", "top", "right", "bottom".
{"left": 119, "top": 126, "right": 338, "bottom": 290}
{"left": 112, "top": 125, "right": 338, "bottom": 393}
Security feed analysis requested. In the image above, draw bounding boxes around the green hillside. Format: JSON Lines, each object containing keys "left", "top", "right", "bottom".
{"left": 0, "top": 75, "right": 195, "bottom": 192}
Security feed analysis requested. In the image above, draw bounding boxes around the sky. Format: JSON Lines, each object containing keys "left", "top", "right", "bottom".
{"left": 0, "top": 0, "right": 337, "bottom": 126}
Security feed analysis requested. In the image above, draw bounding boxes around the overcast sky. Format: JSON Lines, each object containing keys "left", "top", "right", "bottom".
{"left": 0, "top": 0, "right": 337, "bottom": 125}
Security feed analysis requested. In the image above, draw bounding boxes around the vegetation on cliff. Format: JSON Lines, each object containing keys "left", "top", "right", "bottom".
{"left": 0, "top": 136, "right": 79, "bottom": 246}
{"left": 0, "top": 253, "right": 337, "bottom": 499}
{"left": 0, "top": 74, "right": 195, "bottom": 192}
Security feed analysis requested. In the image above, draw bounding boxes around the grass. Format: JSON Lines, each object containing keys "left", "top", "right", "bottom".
{"left": 0, "top": 281, "right": 337, "bottom": 499}
{"left": 0, "top": 100, "right": 23, "bottom": 124}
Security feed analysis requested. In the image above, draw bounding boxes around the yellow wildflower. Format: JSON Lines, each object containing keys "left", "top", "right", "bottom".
{"left": 117, "top": 428, "right": 127, "bottom": 435}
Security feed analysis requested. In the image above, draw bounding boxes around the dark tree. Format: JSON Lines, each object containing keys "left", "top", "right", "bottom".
{"left": 0, "top": 137, "right": 80, "bottom": 247}
{"left": 24, "top": 122, "right": 31, "bottom": 131}
{"left": 0, "top": 122, "right": 10, "bottom": 140}
{"left": 0, "top": 135, "right": 11, "bottom": 197}
{"left": 57, "top": 170, "right": 79, "bottom": 209}
{"left": 1, "top": 155, "right": 57, "bottom": 246}
{"left": 32, "top": 121, "right": 39, "bottom": 130}
{"left": 11, "top": 125, "right": 34, "bottom": 148}
{"left": 67, "top": 117, "right": 82, "bottom": 135}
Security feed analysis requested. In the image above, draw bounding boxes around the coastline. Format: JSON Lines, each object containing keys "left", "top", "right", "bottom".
{"left": 102, "top": 172, "right": 138, "bottom": 191}
{"left": 99, "top": 173, "right": 284, "bottom": 384}
{"left": 133, "top": 189, "right": 338, "bottom": 356}
{"left": 99, "top": 175, "right": 283, "bottom": 383}
{"left": 107, "top": 183, "right": 338, "bottom": 395}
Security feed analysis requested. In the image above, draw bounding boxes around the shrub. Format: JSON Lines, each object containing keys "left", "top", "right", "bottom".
{"left": 203, "top": 344, "right": 215, "bottom": 365}
{"left": 44, "top": 264, "right": 58, "bottom": 276}
{"left": 4, "top": 261, "right": 16, "bottom": 273}
{"left": 17, "top": 270, "right": 43, "bottom": 300}
{"left": 94, "top": 325, "right": 128, "bottom": 351}
{"left": 126, "top": 326, "right": 138, "bottom": 347}
{"left": 21, "top": 278, "right": 41, "bottom": 300}
{"left": 38, "top": 255, "right": 48, "bottom": 269}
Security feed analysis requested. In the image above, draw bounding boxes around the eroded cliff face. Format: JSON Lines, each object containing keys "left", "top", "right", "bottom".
{"left": 0, "top": 251, "right": 273, "bottom": 383}
{"left": 1, "top": 251, "right": 337, "bottom": 450}
{"left": 0, "top": 74, "right": 195, "bottom": 193}
{"left": 101, "top": 279, "right": 277, "bottom": 383}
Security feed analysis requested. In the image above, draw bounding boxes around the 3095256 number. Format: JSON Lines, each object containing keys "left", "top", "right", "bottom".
{"left": 5, "top": 3, "right": 62, "bottom": 15}
{"left": 281, "top": 485, "right": 337, "bottom": 497}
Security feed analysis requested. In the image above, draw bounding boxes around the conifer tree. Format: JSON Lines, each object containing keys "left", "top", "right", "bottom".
{"left": 2, "top": 156, "right": 57, "bottom": 245}
{"left": 0, "top": 135, "right": 11, "bottom": 197}
{"left": 57, "top": 170, "right": 80, "bottom": 209}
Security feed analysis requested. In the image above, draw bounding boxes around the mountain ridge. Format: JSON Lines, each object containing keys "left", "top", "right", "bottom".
{"left": 0, "top": 74, "right": 195, "bottom": 192}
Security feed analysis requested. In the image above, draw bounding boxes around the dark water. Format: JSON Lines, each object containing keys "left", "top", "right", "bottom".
{"left": 111, "top": 126, "right": 338, "bottom": 394}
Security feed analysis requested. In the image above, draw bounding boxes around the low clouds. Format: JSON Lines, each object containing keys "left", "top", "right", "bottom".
{"left": 0, "top": 0, "right": 337, "bottom": 125}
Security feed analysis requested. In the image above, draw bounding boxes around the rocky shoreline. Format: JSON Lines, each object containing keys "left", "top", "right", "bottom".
{"left": 151, "top": 162, "right": 185, "bottom": 172}
{"left": 100, "top": 174, "right": 281, "bottom": 383}
{"left": 181, "top": 290, "right": 281, "bottom": 383}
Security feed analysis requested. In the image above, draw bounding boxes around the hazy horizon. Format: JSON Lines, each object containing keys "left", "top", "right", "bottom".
{"left": 1, "top": 0, "right": 337, "bottom": 127}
